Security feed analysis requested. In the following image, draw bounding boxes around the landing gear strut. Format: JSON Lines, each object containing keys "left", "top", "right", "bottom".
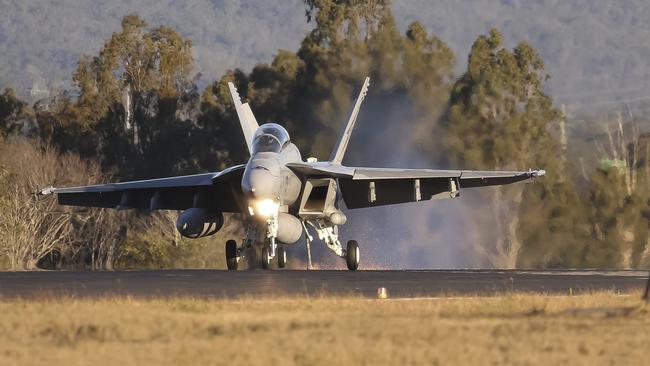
{"left": 301, "top": 220, "right": 314, "bottom": 270}
{"left": 257, "top": 209, "right": 280, "bottom": 270}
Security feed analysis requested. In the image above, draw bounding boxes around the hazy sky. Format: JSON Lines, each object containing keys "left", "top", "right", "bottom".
{"left": 2, "top": 0, "right": 650, "bottom": 108}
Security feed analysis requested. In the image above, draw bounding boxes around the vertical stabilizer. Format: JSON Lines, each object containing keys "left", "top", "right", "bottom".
{"left": 329, "top": 77, "right": 370, "bottom": 164}
{"left": 228, "top": 82, "right": 259, "bottom": 154}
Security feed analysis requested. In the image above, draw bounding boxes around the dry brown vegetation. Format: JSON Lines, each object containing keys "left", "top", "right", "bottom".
{"left": 0, "top": 292, "right": 649, "bottom": 365}
{"left": 0, "top": 139, "right": 238, "bottom": 270}
{"left": 0, "top": 139, "right": 123, "bottom": 270}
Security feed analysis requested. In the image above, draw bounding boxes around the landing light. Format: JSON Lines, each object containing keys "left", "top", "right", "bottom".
{"left": 253, "top": 199, "right": 279, "bottom": 217}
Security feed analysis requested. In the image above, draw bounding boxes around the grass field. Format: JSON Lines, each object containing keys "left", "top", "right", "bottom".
{"left": 1, "top": 292, "right": 649, "bottom": 365}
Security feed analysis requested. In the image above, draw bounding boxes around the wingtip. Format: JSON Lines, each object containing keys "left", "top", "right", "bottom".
{"left": 38, "top": 186, "right": 55, "bottom": 195}
{"left": 531, "top": 169, "right": 546, "bottom": 177}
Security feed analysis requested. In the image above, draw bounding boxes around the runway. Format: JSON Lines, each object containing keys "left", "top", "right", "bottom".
{"left": 0, "top": 269, "right": 648, "bottom": 299}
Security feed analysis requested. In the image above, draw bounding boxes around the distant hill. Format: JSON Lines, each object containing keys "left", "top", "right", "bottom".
{"left": 2, "top": 0, "right": 650, "bottom": 113}
{"left": 0, "top": 0, "right": 310, "bottom": 95}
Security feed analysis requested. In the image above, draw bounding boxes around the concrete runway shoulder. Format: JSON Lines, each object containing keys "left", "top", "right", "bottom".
{"left": 0, "top": 269, "right": 648, "bottom": 299}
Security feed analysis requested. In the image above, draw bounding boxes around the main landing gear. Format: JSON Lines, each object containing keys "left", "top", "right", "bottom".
{"left": 304, "top": 219, "right": 360, "bottom": 271}
{"left": 345, "top": 240, "right": 359, "bottom": 271}
{"left": 277, "top": 246, "right": 287, "bottom": 268}
{"left": 225, "top": 220, "right": 361, "bottom": 271}
{"left": 225, "top": 223, "right": 255, "bottom": 271}
{"left": 261, "top": 246, "right": 272, "bottom": 269}
{"left": 225, "top": 239, "right": 239, "bottom": 270}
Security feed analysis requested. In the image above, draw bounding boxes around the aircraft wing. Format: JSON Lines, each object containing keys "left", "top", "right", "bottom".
{"left": 39, "top": 165, "right": 246, "bottom": 212}
{"left": 286, "top": 162, "right": 544, "bottom": 209}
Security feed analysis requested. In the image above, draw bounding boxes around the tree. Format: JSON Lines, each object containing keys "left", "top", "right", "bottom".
{"left": 200, "top": 0, "right": 455, "bottom": 164}
{"left": 45, "top": 14, "right": 198, "bottom": 180}
{"left": 515, "top": 162, "right": 592, "bottom": 268}
{"left": 0, "top": 139, "right": 123, "bottom": 270}
{"left": 443, "top": 29, "right": 564, "bottom": 267}
{"left": 0, "top": 88, "right": 27, "bottom": 137}
{"left": 583, "top": 122, "right": 650, "bottom": 268}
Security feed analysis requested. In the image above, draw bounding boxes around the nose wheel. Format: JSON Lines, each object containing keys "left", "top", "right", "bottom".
{"left": 346, "top": 240, "right": 359, "bottom": 271}
{"left": 260, "top": 245, "right": 287, "bottom": 269}
{"left": 228, "top": 223, "right": 287, "bottom": 270}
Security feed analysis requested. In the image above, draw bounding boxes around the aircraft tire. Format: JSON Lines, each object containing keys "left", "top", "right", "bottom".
{"left": 261, "top": 246, "right": 272, "bottom": 269}
{"left": 346, "top": 240, "right": 359, "bottom": 271}
{"left": 225, "top": 240, "right": 238, "bottom": 270}
{"left": 277, "top": 246, "right": 287, "bottom": 268}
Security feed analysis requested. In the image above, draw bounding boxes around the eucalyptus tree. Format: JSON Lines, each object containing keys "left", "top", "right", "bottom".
{"left": 443, "top": 29, "right": 566, "bottom": 267}
{"left": 69, "top": 14, "right": 196, "bottom": 179}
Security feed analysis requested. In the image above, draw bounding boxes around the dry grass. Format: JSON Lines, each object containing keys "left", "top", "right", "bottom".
{"left": 1, "top": 292, "right": 649, "bottom": 365}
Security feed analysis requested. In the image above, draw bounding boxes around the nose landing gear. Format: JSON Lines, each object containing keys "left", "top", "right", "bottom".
{"left": 225, "top": 221, "right": 290, "bottom": 270}
{"left": 262, "top": 242, "right": 287, "bottom": 269}
{"left": 261, "top": 207, "right": 281, "bottom": 269}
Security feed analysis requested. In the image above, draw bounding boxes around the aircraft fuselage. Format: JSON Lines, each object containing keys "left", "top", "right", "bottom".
{"left": 241, "top": 140, "right": 303, "bottom": 207}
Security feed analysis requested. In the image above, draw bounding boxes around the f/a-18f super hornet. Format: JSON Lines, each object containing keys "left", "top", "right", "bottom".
{"left": 41, "top": 77, "right": 545, "bottom": 270}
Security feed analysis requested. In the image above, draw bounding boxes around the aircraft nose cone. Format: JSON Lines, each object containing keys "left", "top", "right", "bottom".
{"left": 242, "top": 167, "right": 278, "bottom": 200}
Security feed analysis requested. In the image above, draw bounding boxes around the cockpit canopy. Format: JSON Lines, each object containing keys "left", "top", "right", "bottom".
{"left": 252, "top": 123, "right": 290, "bottom": 154}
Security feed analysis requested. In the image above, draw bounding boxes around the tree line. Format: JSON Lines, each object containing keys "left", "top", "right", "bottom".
{"left": 0, "top": 0, "right": 648, "bottom": 270}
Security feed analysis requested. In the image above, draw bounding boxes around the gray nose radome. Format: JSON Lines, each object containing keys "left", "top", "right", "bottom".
{"left": 242, "top": 167, "right": 277, "bottom": 200}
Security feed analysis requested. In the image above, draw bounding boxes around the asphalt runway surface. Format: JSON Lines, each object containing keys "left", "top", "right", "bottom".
{"left": 0, "top": 269, "right": 648, "bottom": 299}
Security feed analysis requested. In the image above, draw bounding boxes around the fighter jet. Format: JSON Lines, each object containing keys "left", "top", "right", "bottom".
{"left": 40, "top": 77, "right": 545, "bottom": 270}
